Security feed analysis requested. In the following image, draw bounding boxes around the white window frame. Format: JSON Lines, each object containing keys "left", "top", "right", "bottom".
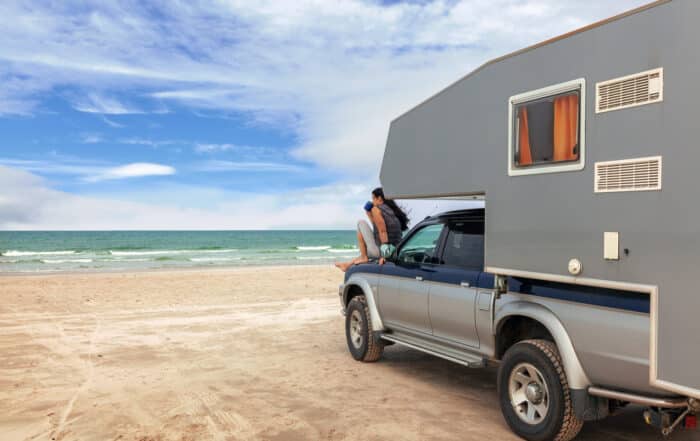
{"left": 507, "top": 78, "right": 586, "bottom": 177}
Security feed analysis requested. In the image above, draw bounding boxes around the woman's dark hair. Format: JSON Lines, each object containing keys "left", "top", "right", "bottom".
{"left": 372, "top": 187, "right": 410, "bottom": 231}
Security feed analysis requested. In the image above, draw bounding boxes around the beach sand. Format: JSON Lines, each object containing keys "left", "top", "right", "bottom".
{"left": 1, "top": 266, "right": 696, "bottom": 441}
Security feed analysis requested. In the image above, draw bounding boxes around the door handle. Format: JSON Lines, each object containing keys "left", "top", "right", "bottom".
{"left": 416, "top": 276, "right": 424, "bottom": 281}
{"left": 460, "top": 281, "right": 471, "bottom": 288}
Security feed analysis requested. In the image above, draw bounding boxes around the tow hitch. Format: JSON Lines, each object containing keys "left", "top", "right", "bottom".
{"left": 644, "top": 402, "right": 698, "bottom": 437}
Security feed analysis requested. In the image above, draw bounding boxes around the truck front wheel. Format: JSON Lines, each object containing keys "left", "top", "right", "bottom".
{"left": 345, "top": 295, "right": 384, "bottom": 362}
{"left": 497, "top": 339, "right": 583, "bottom": 441}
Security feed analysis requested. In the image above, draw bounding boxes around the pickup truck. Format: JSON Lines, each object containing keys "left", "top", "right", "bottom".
{"left": 339, "top": 208, "right": 698, "bottom": 441}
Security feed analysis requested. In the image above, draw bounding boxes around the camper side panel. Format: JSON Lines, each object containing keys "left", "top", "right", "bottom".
{"left": 381, "top": 0, "right": 700, "bottom": 396}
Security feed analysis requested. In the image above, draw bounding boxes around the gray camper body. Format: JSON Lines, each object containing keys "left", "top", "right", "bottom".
{"left": 380, "top": 0, "right": 700, "bottom": 400}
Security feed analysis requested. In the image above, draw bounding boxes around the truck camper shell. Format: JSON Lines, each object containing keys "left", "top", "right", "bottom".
{"left": 380, "top": 0, "right": 700, "bottom": 399}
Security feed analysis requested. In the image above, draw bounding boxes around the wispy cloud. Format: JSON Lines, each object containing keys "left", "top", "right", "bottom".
{"left": 81, "top": 133, "right": 103, "bottom": 144}
{"left": 101, "top": 115, "right": 125, "bottom": 128}
{"left": 0, "top": 157, "right": 174, "bottom": 182}
{"left": 72, "top": 93, "right": 143, "bottom": 115}
{"left": 193, "top": 143, "right": 290, "bottom": 165}
{"left": 119, "top": 138, "right": 182, "bottom": 148}
{"left": 194, "top": 143, "right": 236, "bottom": 153}
{"left": 0, "top": 72, "right": 46, "bottom": 116}
{"left": 0, "top": 0, "right": 650, "bottom": 173}
{"left": 85, "top": 162, "right": 175, "bottom": 182}
{"left": 0, "top": 1, "right": 651, "bottom": 229}
{"left": 0, "top": 157, "right": 105, "bottom": 177}
{"left": 194, "top": 160, "right": 303, "bottom": 173}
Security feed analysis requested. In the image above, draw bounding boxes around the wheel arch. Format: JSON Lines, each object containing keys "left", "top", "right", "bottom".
{"left": 342, "top": 275, "right": 385, "bottom": 332}
{"left": 495, "top": 301, "right": 591, "bottom": 390}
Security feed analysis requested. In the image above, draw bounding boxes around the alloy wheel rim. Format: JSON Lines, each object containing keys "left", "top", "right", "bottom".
{"left": 508, "top": 362, "right": 550, "bottom": 425}
{"left": 349, "top": 310, "right": 364, "bottom": 349}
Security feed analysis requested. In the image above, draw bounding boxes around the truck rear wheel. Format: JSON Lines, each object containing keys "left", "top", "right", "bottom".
{"left": 345, "top": 295, "right": 384, "bottom": 362}
{"left": 497, "top": 339, "right": 583, "bottom": 441}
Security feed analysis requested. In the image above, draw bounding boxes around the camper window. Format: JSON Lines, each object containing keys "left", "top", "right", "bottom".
{"left": 508, "top": 79, "right": 585, "bottom": 176}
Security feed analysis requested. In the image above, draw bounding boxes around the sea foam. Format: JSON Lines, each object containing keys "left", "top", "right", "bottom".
{"left": 327, "top": 248, "right": 358, "bottom": 253}
{"left": 109, "top": 249, "right": 237, "bottom": 256}
{"left": 3, "top": 250, "right": 76, "bottom": 257}
{"left": 296, "top": 246, "right": 331, "bottom": 251}
{"left": 190, "top": 257, "right": 242, "bottom": 262}
{"left": 41, "top": 258, "right": 93, "bottom": 264}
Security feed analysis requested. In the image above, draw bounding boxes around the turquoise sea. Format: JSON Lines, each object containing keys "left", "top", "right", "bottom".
{"left": 0, "top": 231, "right": 358, "bottom": 273}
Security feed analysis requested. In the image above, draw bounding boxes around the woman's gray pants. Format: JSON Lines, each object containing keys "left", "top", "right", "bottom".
{"left": 357, "top": 220, "right": 380, "bottom": 259}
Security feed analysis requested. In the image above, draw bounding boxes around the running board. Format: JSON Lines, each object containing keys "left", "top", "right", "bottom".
{"left": 381, "top": 333, "right": 486, "bottom": 368}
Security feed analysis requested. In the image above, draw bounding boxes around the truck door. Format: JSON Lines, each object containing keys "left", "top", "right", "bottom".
{"left": 428, "top": 220, "right": 484, "bottom": 348}
{"left": 377, "top": 223, "right": 445, "bottom": 336}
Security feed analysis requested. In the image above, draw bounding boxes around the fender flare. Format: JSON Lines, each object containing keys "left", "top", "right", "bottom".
{"left": 495, "top": 301, "right": 591, "bottom": 390}
{"left": 342, "top": 274, "right": 385, "bottom": 332}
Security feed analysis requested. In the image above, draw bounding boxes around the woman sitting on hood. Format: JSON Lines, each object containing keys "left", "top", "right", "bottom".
{"left": 335, "top": 187, "right": 409, "bottom": 272}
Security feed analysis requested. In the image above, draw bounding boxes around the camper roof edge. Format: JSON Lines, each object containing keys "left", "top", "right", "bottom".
{"left": 383, "top": 191, "right": 485, "bottom": 200}
{"left": 389, "top": 0, "right": 672, "bottom": 125}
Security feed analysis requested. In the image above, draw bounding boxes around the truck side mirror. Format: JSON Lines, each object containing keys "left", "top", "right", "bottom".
{"left": 380, "top": 244, "right": 397, "bottom": 261}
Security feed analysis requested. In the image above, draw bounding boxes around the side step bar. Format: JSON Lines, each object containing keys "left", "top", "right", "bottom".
{"left": 588, "top": 386, "right": 689, "bottom": 408}
{"left": 381, "top": 333, "right": 486, "bottom": 368}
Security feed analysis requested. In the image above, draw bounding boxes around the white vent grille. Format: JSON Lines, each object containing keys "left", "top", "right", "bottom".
{"left": 595, "top": 156, "right": 662, "bottom": 193}
{"left": 596, "top": 68, "right": 663, "bottom": 113}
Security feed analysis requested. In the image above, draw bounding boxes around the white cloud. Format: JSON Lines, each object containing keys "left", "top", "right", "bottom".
{"left": 193, "top": 160, "right": 303, "bottom": 173}
{"left": 0, "top": 165, "right": 479, "bottom": 230}
{"left": 0, "top": 1, "right": 652, "bottom": 229}
{"left": 193, "top": 143, "right": 278, "bottom": 156}
{"left": 72, "top": 92, "right": 143, "bottom": 114}
{"left": 0, "top": 72, "right": 47, "bottom": 115}
{"left": 0, "top": 0, "right": 651, "bottom": 173}
{"left": 0, "top": 166, "right": 368, "bottom": 230}
{"left": 195, "top": 143, "right": 236, "bottom": 153}
{"left": 193, "top": 144, "right": 296, "bottom": 170}
{"left": 81, "top": 133, "right": 102, "bottom": 143}
{"left": 86, "top": 162, "right": 175, "bottom": 182}
{"left": 0, "top": 157, "right": 175, "bottom": 182}
{"left": 101, "top": 115, "right": 125, "bottom": 128}
{"left": 119, "top": 137, "right": 181, "bottom": 148}
{"left": 0, "top": 157, "right": 106, "bottom": 177}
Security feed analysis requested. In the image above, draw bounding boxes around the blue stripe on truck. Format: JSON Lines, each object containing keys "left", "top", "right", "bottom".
{"left": 507, "top": 277, "right": 650, "bottom": 314}
{"left": 345, "top": 264, "right": 650, "bottom": 313}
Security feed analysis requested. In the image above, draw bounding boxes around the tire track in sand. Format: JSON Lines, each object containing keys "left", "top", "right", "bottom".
{"left": 50, "top": 317, "right": 101, "bottom": 441}
{"left": 196, "top": 390, "right": 257, "bottom": 441}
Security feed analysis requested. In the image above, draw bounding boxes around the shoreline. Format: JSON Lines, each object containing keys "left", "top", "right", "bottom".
{"left": 0, "top": 230, "right": 359, "bottom": 276}
{"left": 0, "top": 262, "right": 340, "bottom": 278}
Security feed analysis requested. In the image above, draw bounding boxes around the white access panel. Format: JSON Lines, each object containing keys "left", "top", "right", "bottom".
{"left": 604, "top": 232, "right": 620, "bottom": 260}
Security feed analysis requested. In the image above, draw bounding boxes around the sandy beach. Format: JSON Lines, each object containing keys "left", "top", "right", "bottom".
{"left": 0, "top": 265, "right": 696, "bottom": 441}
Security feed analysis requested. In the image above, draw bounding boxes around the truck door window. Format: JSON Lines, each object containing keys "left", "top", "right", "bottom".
{"left": 397, "top": 224, "right": 444, "bottom": 265}
{"left": 440, "top": 222, "right": 484, "bottom": 270}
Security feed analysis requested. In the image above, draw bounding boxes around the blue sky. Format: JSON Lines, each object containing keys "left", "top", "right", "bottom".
{"left": 0, "top": 0, "right": 648, "bottom": 229}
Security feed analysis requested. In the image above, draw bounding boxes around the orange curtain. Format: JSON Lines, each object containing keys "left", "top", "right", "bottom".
{"left": 553, "top": 94, "right": 579, "bottom": 162}
{"left": 518, "top": 107, "right": 533, "bottom": 166}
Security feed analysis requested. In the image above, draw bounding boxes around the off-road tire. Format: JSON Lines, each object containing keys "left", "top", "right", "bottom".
{"left": 345, "top": 295, "right": 384, "bottom": 362}
{"left": 497, "top": 339, "right": 584, "bottom": 441}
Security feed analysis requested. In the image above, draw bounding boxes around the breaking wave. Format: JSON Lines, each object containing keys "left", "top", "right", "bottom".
{"left": 41, "top": 258, "right": 93, "bottom": 264}
{"left": 327, "top": 248, "right": 358, "bottom": 253}
{"left": 2, "top": 250, "right": 77, "bottom": 257}
{"left": 109, "top": 249, "right": 238, "bottom": 256}
{"left": 189, "top": 257, "right": 242, "bottom": 262}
